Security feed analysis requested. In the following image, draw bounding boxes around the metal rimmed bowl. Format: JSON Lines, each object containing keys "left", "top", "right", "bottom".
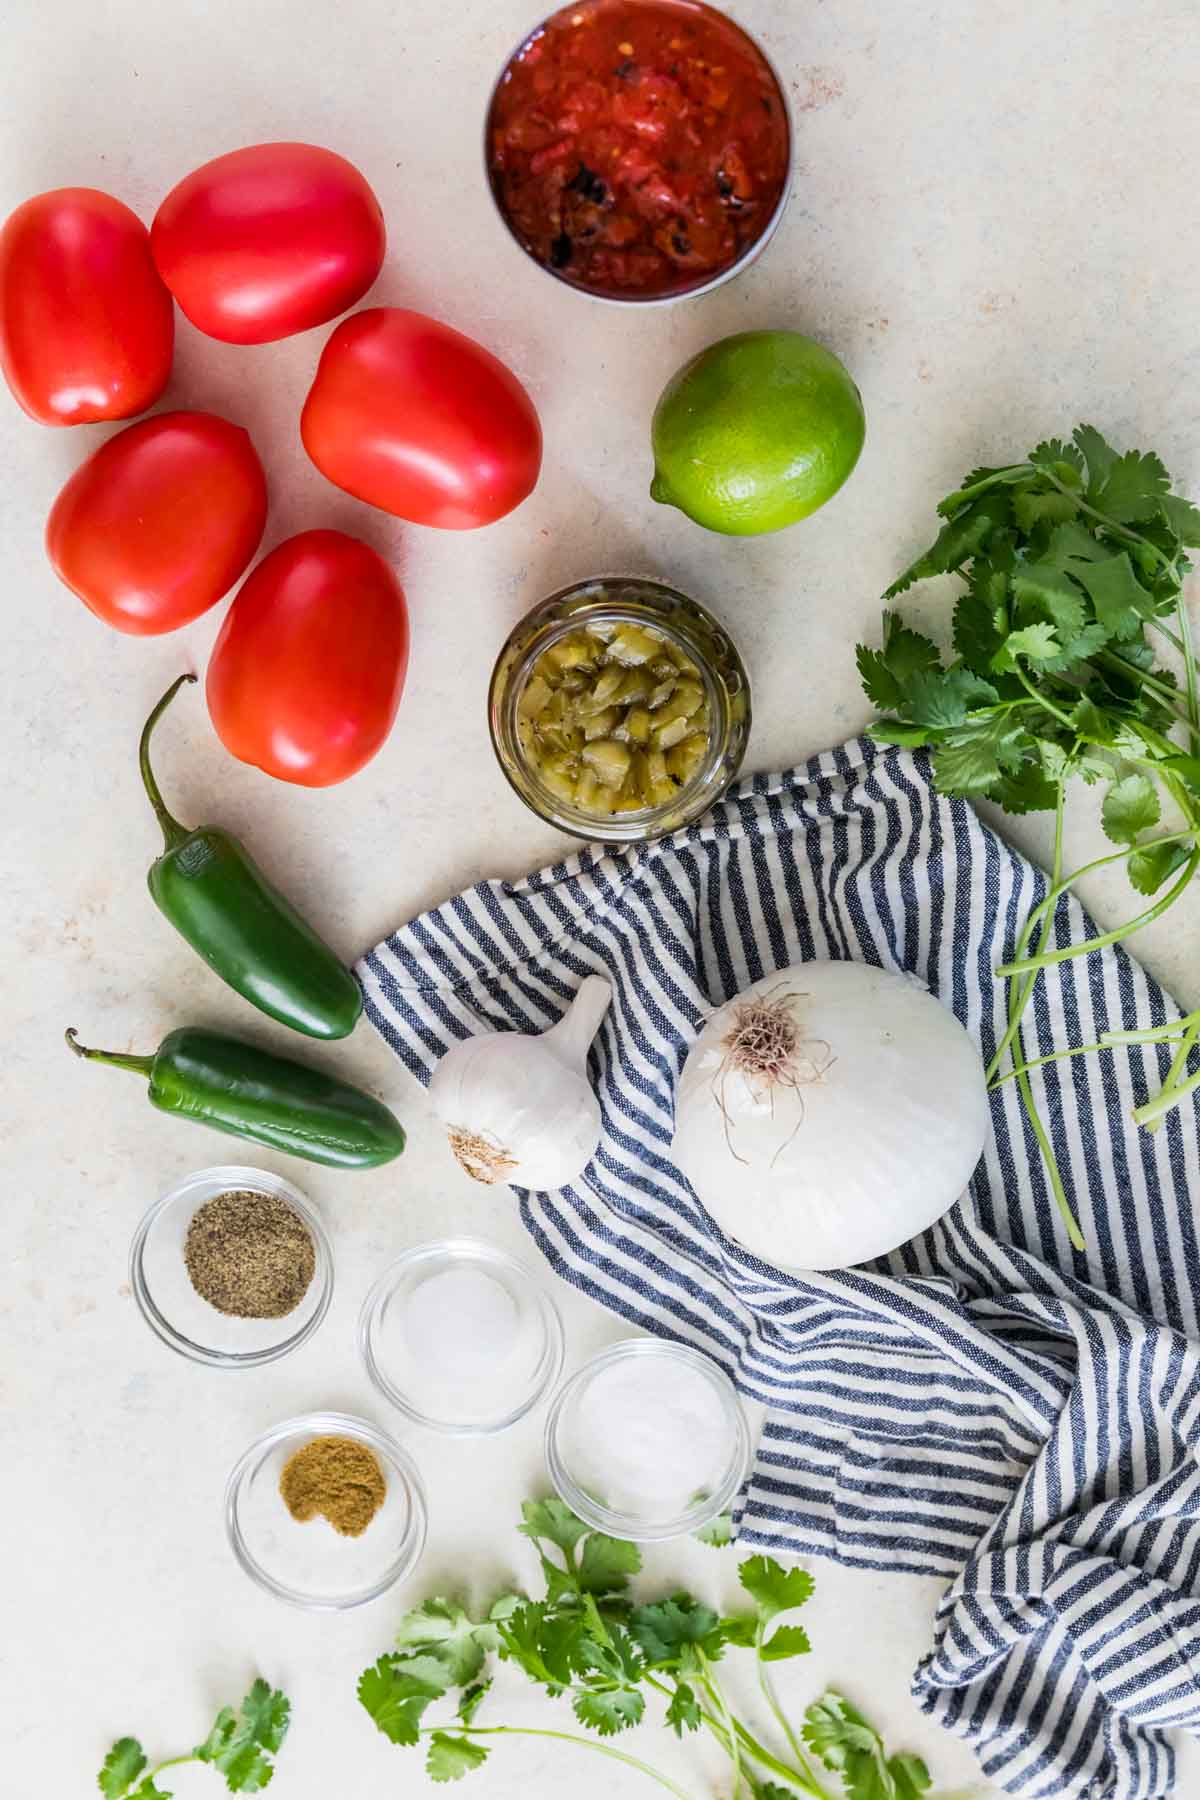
{"left": 359, "top": 1238, "right": 565, "bottom": 1435}
{"left": 483, "top": 0, "right": 794, "bottom": 306}
{"left": 130, "top": 1164, "right": 333, "bottom": 1369}
{"left": 225, "top": 1411, "right": 427, "bottom": 1610}
{"left": 489, "top": 575, "right": 751, "bottom": 841}
{"left": 545, "top": 1337, "right": 751, "bottom": 1540}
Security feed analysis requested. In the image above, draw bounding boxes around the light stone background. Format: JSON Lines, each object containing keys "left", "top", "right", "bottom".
{"left": 2, "top": 1, "right": 1198, "bottom": 1795}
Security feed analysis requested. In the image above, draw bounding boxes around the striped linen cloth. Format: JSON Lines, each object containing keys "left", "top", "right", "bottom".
{"left": 358, "top": 737, "right": 1200, "bottom": 1800}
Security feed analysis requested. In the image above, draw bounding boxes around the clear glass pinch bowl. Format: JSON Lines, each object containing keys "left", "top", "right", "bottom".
{"left": 359, "top": 1238, "right": 565, "bottom": 1435}
{"left": 225, "top": 1411, "right": 428, "bottom": 1610}
{"left": 130, "top": 1164, "right": 333, "bottom": 1369}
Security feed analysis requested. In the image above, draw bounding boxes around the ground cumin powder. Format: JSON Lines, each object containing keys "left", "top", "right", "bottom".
{"left": 278, "top": 1435, "right": 387, "bottom": 1537}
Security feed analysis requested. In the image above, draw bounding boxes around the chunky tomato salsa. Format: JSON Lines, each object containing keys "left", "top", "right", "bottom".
{"left": 487, "top": 0, "right": 790, "bottom": 300}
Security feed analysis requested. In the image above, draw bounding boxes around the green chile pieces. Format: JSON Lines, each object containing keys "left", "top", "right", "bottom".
{"left": 140, "top": 675, "right": 363, "bottom": 1040}
{"left": 66, "top": 1027, "right": 405, "bottom": 1170}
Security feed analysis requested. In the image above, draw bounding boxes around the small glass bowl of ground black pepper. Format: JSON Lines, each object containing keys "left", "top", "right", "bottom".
{"left": 225, "top": 1411, "right": 428, "bottom": 1610}
{"left": 130, "top": 1165, "right": 333, "bottom": 1369}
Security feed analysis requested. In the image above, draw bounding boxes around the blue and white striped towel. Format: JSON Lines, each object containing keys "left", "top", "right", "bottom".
{"left": 359, "top": 737, "right": 1200, "bottom": 1800}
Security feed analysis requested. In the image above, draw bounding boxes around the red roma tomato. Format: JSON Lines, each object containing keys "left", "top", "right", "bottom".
{"left": 45, "top": 411, "right": 267, "bottom": 635}
{"left": 0, "top": 188, "right": 174, "bottom": 425}
{"left": 207, "top": 529, "right": 409, "bottom": 787}
{"left": 151, "top": 143, "right": 386, "bottom": 345}
{"left": 301, "top": 307, "right": 542, "bottom": 529}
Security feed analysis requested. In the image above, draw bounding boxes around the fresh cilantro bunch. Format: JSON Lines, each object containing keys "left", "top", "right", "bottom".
{"left": 358, "top": 1496, "right": 931, "bottom": 1800}
{"left": 857, "top": 426, "right": 1200, "bottom": 1246}
{"left": 98, "top": 1680, "right": 290, "bottom": 1797}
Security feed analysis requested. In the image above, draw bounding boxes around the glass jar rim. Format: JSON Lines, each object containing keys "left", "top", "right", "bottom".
{"left": 489, "top": 575, "right": 751, "bottom": 842}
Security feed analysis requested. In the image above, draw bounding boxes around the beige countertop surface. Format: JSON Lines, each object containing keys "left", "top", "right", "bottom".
{"left": 3, "top": 1, "right": 1198, "bottom": 1795}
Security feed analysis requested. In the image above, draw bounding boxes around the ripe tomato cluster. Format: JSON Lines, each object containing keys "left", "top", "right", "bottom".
{"left": 0, "top": 143, "right": 543, "bottom": 786}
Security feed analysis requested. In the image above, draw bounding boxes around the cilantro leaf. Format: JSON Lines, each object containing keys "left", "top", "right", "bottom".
{"left": 458, "top": 1680, "right": 492, "bottom": 1727}
{"left": 803, "top": 1691, "right": 929, "bottom": 1799}
{"left": 902, "top": 666, "right": 998, "bottom": 728}
{"left": 1013, "top": 486, "right": 1079, "bottom": 534}
{"left": 855, "top": 618, "right": 942, "bottom": 710}
{"left": 236, "top": 1681, "right": 290, "bottom": 1756}
{"left": 993, "top": 621, "right": 1061, "bottom": 668}
{"left": 883, "top": 496, "right": 1011, "bottom": 598}
{"left": 754, "top": 1787, "right": 803, "bottom": 1800}
{"left": 889, "top": 1752, "right": 933, "bottom": 1799}
{"left": 738, "top": 1556, "right": 815, "bottom": 1623}
{"left": 1071, "top": 423, "right": 1116, "bottom": 490}
{"left": 760, "top": 1623, "right": 812, "bottom": 1662}
{"left": 695, "top": 1512, "right": 733, "bottom": 1547}
{"left": 129, "top": 1783, "right": 172, "bottom": 1800}
{"left": 666, "top": 1681, "right": 703, "bottom": 1735}
{"left": 930, "top": 713, "right": 1027, "bottom": 795}
{"left": 1031, "top": 436, "right": 1086, "bottom": 479}
{"left": 992, "top": 762, "right": 1062, "bottom": 815}
{"left": 1010, "top": 562, "right": 1086, "bottom": 640}
{"left": 394, "top": 1597, "right": 490, "bottom": 1686}
{"left": 573, "top": 1687, "right": 645, "bottom": 1736}
{"left": 99, "top": 1739, "right": 147, "bottom": 1798}
{"left": 1091, "top": 447, "right": 1170, "bottom": 524}
{"left": 426, "top": 1733, "right": 489, "bottom": 1782}
{"left": 214, "top": 1743, "right": 275, "bottom": 1793}
{"left": 1160, "top": 492, "right": 1200, "bottom": 546}
{"left": 1128, "top": 839, "right": 1190, "bottom": 896}
{"left": 357, "top": 1653, "right": 450, "bottom": 1746}
{"left": 952, "top": 571, "right": 1008, "bottom": 674}
{"left": 519, "top": 1497, "right": 590, "bottom": 1556}
{"left": 629, "top": 1595, "right": 724, "bottom": 1665}
{"left": 868, "top": 719, "right": 931, "bottom": 748}
{"left": 1068, "top": 550, "right": 1155, "bottom": 640}
{"left": 1101, "top": 772, "right": 1160, "bottom": 846}
{"left": 193, "top": 1683, "right": 291, "bottom": 1790}
{"left": 579, "top": 1532, "right": 642, "bottom": 1594}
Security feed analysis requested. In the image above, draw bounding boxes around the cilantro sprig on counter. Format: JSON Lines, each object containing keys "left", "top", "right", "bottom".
{"left": 358, "top": 1496, "right": 931, "bottom": 1800}
{"left": 857, "top": 425, "right": 1200, "bottom": 1246}
{"left": 98, "top": 1680, "right": 290, "bottom": 1797}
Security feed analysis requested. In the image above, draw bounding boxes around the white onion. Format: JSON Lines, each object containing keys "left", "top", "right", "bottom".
{"left": 670, "top": 961, "right": 989, "bottom": 1271}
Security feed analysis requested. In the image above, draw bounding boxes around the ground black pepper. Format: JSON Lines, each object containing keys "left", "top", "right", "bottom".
{"left": 184, "top": 1188, "right": 315, "bottom": 1319}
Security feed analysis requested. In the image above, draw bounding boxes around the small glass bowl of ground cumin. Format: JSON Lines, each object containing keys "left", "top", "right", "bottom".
{"left": 225, "top": 1411, "right": 428, "bottom": 1609}
{"left": 130, "top": 1165, "right": 333, "bottom": 1369}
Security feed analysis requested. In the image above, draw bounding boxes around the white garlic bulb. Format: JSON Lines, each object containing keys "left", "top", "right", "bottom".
{"left": 428, "top": 974, "right": 612, "bottom": 1190}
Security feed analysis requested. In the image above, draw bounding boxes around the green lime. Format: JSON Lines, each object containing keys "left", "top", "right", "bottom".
{"left": 650, "top": 330, "right": 866, "bottom": 536}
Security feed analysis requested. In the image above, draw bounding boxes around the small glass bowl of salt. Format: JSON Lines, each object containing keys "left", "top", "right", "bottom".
{"left": 545, "top": 1338, "right": 751, "bottom": 1541}
{"left": 358, "top": 1238, "right": 565, "bottom": 1435}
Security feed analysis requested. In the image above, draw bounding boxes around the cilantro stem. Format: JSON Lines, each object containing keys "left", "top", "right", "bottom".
{"left": 147, "top": 1754, "right": 197, "bottom": 1778}
{"left": 1133, "top": 1055, "right": 1200, "bottom": 1126}
{"left": 754, "top": 1657, "right": 833, "bottom": 1798}
{"left": 418, "top": 1726, "right": 697, "bottom": 1799}
{"left": 1143, "top": 1013, "right": 1200, "bottom": 1134}
{"left": 1003, "top": 780, "right": 1086, "bottom": 1249}
{"left": 643, "top": 1674, "right": 824, "bottom": 1795}
{"left": 1014, "top": 666, "right": 1074, "bottom": 729}
{"left": 998, "top": 848, "right": 1199, "bottom": 975}
{"left": 1175, "top": 586, "right": 1200, "bottom": 755}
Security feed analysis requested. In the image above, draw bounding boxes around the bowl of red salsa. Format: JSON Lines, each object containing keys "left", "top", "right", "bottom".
{"left": 485, "top": 0, "right": 792, "bottom": 304}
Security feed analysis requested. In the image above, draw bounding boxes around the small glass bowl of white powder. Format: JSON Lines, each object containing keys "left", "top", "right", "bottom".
{"left": 358, "top": 1239, "right": 565, "bottom": 1435}
{"left": 545, "top": 1338, "right": 751, "bottom": 1541}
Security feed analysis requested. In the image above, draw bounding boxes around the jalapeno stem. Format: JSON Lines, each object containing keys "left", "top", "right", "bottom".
{"left": 65, "top": 1027, "right": 154, "bottom": 1077}
{"left": 140, "top": 673, "right": 198, "bottom": 853}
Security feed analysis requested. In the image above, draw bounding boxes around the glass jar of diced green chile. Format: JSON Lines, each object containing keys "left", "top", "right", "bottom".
{"left": 489, "top": 577, "right": 751, "bottom": 841}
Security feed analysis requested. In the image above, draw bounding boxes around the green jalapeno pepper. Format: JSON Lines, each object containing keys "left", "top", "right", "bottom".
{"left": 66, "top": 1026, "right": 404, "bottom": 1169}
{"left": 140, "top": 674, "right": 363, "bottom": 1040}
